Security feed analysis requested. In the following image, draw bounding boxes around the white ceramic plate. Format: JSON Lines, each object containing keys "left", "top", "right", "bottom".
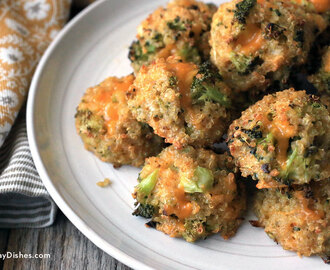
{"left": 27, "top": 1, "right": 328, "bottom": 269}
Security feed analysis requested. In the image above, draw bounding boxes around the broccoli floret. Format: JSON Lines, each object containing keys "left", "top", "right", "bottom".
{"left": 128, "top": 40, "right": 149, "bottom": 64}
{"left": 278, "top": 148, "right": 298, "bottom": 183}
{"left": 136, "top": 170, "right": 159, "bottom": 201}
{"left": 75, "top": 110, "right": 106, "bottom": 136}
{"left": 230, "top": 53, "right": 264, "bottom": 75}
{"left": 128, "top": 33, "right": 164, "bottom": 66}
{"left": 169, "top": 76, "right": 178, "bottom": 87}
{"left": 179, "top": 44, "right": 201, "bottom": 64}
{"left": 190, "top": 61, "right": 231, "bottom": 107}
{"left": 234, "top": 0, "right": 256, "bottom": 25}
{"left": 183, "top": 219, "right": 206, "bottom": 242}
{"left": 132, "top": 204, "right": 155, "bottom": 218}
{"left": 241, "top": 127, "right": 263, "bottom": 139}
{"left": 264, "top": 23, "right": 286, "bottom": 40}
{"left": 180, "top": 166, "right": 214, "bottom": 193}
{"left": 167, "top": 16, "right": 187, "bottom": 31}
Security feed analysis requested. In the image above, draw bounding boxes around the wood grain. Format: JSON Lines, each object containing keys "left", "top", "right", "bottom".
{"left": 2, "top": 212, "right": 132, "bottom": 270}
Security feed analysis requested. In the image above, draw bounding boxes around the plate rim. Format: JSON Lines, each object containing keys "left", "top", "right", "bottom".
{"left": 26, "top": 1, "right": 153, "bottom": 269}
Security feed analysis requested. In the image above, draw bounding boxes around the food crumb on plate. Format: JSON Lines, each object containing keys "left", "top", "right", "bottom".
{"left": 96, "top": 178, "right": 111, "bottom": 187}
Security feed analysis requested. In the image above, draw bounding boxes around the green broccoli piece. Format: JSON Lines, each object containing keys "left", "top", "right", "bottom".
{"left": 190, "top": 61, "right": 231, "bottom": 107}
{"left": 128, "top": 40, "right": 149, "bottom": 66}
{"left": 75, "top": 110, "right": 106, "bottom": 136}
{"left": 234, "top": 0, "right": 257, "bottom": 25}
{"left": 230, "top": 52, "right": 264, "bottom": 75}
{"left": 128, "top": 33, "right": 164, "bottom": 66}
{"left": 258, "top": 132, "right": 274, "bottom": 146}
{"left": 132, "top": 204, "right": 155, "bottom": 218}
{"left": 167, "top": 16, "right": 187, "bottom": 31}
{"left": 180, "top": 166, "right": 214, "bottom": 193}
{"left": 136, "top": 169, "right": 159, "bottom": 201}
{"left": 183, "top": 219, "right": 206, "bottom": 242}
{"left": 179, "top": 44, "right": 201, "bottom": 64}
{"left": 264, "top": 23, "right": 286, "bottom": 40}
{"left": 279, "top": 148, "right": 298, "bottom": 182}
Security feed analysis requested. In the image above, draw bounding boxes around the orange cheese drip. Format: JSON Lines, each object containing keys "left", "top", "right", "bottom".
{"left": 164, "top": 186, "right": 193, "bottom": 220}
{"left": 259, "top": 110, "right": 297, "bottom": 168}
{"left": 235, "top": 24, "right": 264, "bottom": 55}
{"left": 310, "top": 0, "right": 330, "bottom": 12}
{"left": 89, "top": 76, "right": 134, "bottom": 135}
{"left": 157, "top": 44, "right": 178, "bottom": 59}
{"left": 295, "top": 191, "right": 324, "bottom": 221}
{"left": 166, "top": 60, "right": 198, "bottom": 110}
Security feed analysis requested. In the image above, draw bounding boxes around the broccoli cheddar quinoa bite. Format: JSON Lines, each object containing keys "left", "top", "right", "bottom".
{"left": 253, "top": 180, "right": 330, "bottom": 258}
{"left": 127, "top": 57, "right": 233, "bottom": 148}
{"left": 132, "top": 146, "right": 246, "bottom": 242}
{"left": 75, "top": 75, "right": 163, "bottom": 168}
{"left": 228, "top": 89, "right": 330, "bottom": 189}
{"left": 291, "top": 0, "right": 330, "bottom": 13}
{"left": 128, "top": 0, "right": 216, "bottom": 72}
{"left": 209, "top": 0, "right": 328, "bottom": 93}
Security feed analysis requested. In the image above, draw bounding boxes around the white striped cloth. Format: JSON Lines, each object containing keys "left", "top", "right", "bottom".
{"left": 0, "top": 110, "right": 57, "bottom": 228}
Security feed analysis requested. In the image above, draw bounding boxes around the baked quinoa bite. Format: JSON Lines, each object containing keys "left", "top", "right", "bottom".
{"left": 290, "top": 0, "right": 330, "bottom": 13}
{"left": 209, "top": 0, "right": 327, "bottom": 93}
{"left": 253, "top": 180, "right": 330, "bottom": 258}
{"left": 309, "top": 46, "right": 330, "bottom": 94}
{"left": 228, "top": 89, "right": 330, "bottom": 189}
{"left": 132, "top": 146, "right": 246, "bottom": 242}
{"left": 75, "top": 75, "right": 163, "bottom": 168}
{"left": 127, "top": 57, "right": 233, "bottom": 148}
{"left": 128, "top": 0, "right": 216, "bottom": 72}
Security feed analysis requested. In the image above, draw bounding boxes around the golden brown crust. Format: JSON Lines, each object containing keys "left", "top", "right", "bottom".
{"left": 210, "top": 0, "right": 327, "bottom": 92}
{"left": 127, "top": 57, "right": 232, "bottom": 148}
{"left": 129, "top": 0, "right": 216, "bottom": 72}
{"left": 75, "top": 75, "right": 163, "bottom": 167}
{"left": 254, "top": 180, "right": 330, "bottom": 257}
{"left": 228, "top": 89, "right": 330, "bottom": 188}
{"left": 134, "top": 145, "right": 246, "bottom": 242}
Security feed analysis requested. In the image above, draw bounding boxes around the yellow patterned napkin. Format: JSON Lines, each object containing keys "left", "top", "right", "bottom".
{"left": 0, "top": 0, "right": 71, "bottom": 146}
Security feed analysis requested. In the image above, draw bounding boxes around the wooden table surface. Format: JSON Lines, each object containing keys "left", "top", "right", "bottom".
{"left": 0, "top": 211, "right": 132, "bottom": 270}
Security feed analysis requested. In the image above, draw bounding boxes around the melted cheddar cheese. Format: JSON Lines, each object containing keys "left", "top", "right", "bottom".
{"left": 166, "top": 59, "right": 198, "bottom": 110}
{"left": 235, "top": 24, "right": 264, "bottom": 55}
{"left": 310, "top": 0, "right": 330, "bottom": 12}
{"left": 81, "top": 75, "right": 134, "bottom": 136}
{"left": 258, "top": 109, "right": 297, "bottom": 168}
{"left": 164, "top": 185, "right": 193, "bottom": 220}
{"left": 295, "top": 191, "right": 324, "bottom": 221}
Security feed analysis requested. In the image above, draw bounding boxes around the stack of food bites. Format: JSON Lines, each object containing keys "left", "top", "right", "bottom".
{"left": 221, "top": 0, "right": 330, "bottom": 260}
{"left": 228, "top": 90, "right": 330, "bottom": 258}
{"left": 128, "top": 0, "right": 247, "bottom": 242}
{"left": 75, "top": 0, "right": 330, "bottom": 259}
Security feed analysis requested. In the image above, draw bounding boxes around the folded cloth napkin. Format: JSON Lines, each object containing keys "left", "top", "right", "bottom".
{"left": 0, "top": 0, "right": 72, "bottom": 228}
{"left": 0, "top": 108, "right": 58, "bottom": 227}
